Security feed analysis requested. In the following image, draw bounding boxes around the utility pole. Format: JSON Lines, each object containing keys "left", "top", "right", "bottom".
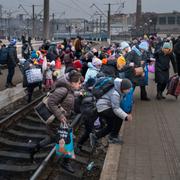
{"left": 107, "top": 3, "right": 111, "bottom": 44}
{"left": 32, "top": 5, "right": 35, "bottom": 39}
{"left": 43, "top": 0, "right": 50, "bottom": 40}
{"left": 105, "top": 3, "right": 118, "bottom": 44}
{"left": 99, "top": 15, "right": 102, "bottom": 41}
{"left": 52, "top": 13, "right": 55, "bottom": 40}
{"left": 136, "top": 0, "right": 142, "bottom": 31}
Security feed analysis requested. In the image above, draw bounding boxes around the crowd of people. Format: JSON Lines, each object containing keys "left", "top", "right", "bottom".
{"left": 0, "top": 34, "right": 180, "bottom": 173}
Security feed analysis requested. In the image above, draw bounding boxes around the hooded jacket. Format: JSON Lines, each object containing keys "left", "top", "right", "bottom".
{"left": 96, "top": 78, "right": 128, "bottom": 120}
{"left": 47, "top": 74, "right": 75, "bottom": 122}
{"left": 84, "top": 62, "right": 100, "bottom": 82}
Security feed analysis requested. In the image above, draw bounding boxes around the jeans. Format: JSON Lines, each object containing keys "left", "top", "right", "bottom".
{"left": 6, "top": 66, "right": 15, "bottom": 84}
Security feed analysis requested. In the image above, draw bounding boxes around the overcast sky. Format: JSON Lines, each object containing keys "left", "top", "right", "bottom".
{"left": 1, "top": 0, "right": 180, "bottom": 19}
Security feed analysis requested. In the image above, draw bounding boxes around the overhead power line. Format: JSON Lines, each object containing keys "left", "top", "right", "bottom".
{"left": 69, "top": 0, "right": 92, "bottom": 16}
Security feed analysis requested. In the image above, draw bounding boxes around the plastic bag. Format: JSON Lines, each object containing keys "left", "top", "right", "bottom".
{"left": 56, "top": 123, "right": 75, "bottom": 159}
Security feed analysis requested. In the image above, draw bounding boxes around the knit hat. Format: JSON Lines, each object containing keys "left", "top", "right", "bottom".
{"left": 92, "top": 57, "right": 102, "bottom": 67}
{"left": 121, "top": 78, "right": 132, "bottom": 90}
{"left": 120, "top": 41, "right": 130, "bottom": 50}
{"left": 139, "top": 41, "right": 149, "bottom": 51}
{"left": 162, "top": 42, "right": 172, "bottom": 49}
{"left": 73, "top": 60, "right": 82, "bottom": 69}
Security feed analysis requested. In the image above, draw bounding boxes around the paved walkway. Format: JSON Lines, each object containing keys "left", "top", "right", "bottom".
{"left": 118, "top": 74, "right": 180, "bottom": 180}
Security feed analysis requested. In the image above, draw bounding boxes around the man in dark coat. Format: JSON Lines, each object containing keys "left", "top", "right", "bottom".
{"left": 174, "top": 36, "right": 180, "bottom": 76}
{"left": 154, "top": 42, "right": 177, "bottom": 100}
{"left": 6, "top": 39, "right": 18, "bottom": 88}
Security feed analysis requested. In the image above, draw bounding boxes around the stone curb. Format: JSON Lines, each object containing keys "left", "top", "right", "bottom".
{"left": 99, "top": 122, "right": 125, "bottom": 180}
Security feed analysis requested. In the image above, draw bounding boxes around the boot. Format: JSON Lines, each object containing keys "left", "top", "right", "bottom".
{"left": 30, "top": 143, "right": 40, "bottom": 161}
{"left": 141, "top": 97, "right": 151, "bottom": 101}
{"left": 89, "top": 133, "right": 97, "bottom": 148}
{"left": 160, "top": 93, "right": 166, "bottom": 99}
{"left": 61, "top": 159, "right": 75, "bottom": 173}
{"left": 10, "top": 83, "right": 16, "bottom": 87}
{"left": 108, "top": 135, "right": 124, "bottom": 145}
{"left": 156, "top": 92, "right": 162, "bottom": 100}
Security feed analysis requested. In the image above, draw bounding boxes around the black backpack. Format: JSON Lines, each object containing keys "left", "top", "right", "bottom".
{"left": 0, "top": 47, "right": 9, "bottom": 65}
{"left": 92, "top": 77, "right": 114, "bottom": 99}
{"left": 80, "top": 95, "right": 97, "bottom": 115}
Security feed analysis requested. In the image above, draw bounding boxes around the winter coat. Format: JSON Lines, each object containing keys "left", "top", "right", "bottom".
{"left": 100, "top": 59, "right": 118, "bottom": 77}
{"left": 154, "top": 50, "right": 177, "bottom": 84}
{"left": 84, "top": 63, "right": 100, "bottom": 82}
{"left": 7, "top": 44, "right": 18, "bottom": 68}
{"left": 47, "top": 74, "right": 75, "bottom": 134}
{"left": 22, "top": 43, "right": 31, "bottom": 60}
{"left": 96, "top": 78, "right": 128, "bottom": 120}
{"left": 174, "top": 40, "right": 180, "bottom": 76}
{"left": 124, "top": 47, "right": 145, "bottom": 86}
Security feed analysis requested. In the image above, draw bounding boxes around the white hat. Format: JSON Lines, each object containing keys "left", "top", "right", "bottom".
{"left": 120, "top": 41, "right": 130, "bottom": 50}
{"left": 92, "top": 57, "right": 102, "bottom": 67}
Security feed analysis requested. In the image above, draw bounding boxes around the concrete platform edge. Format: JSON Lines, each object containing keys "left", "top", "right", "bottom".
{"left": 0, "top": 83, "right": 26, "bottom": 109}
{"left": 99, "top": 122, "right": 125, "bottom": 180}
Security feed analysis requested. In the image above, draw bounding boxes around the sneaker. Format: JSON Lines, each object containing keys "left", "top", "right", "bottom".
{"left": 161, "top": 94, "right": 166, "bottom": 99}
{"left": 89, "top": 133, "right": 97, "bottom": 148}
{"left": 156, "top": 93, "right": 162, "bottom": 100}
{"left": 61, "top": 160, "right": 75, "bottom": 173}
{"left": 108, "top": 135, "right": 124, "bottom": 145}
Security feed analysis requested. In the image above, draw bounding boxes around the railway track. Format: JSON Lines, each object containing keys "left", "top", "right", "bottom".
{"left": 0, "top": 41, "right": 110, "bottom": 179}
{"left": 0, "top": 94, "right": 107, "bottom": 180}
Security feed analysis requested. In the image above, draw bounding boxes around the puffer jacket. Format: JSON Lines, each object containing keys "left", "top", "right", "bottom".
{"left": 96, "top": 78, "right": 128, "bottom": 120}
{"left": 48, "top": 74, "right": 74, "bottom": 121}
{"left": 84, "top": 62, "right": 100, "bottom": 82}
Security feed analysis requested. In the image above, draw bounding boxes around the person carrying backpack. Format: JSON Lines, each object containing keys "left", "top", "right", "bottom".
{"left": 90, "top": 78, "right": 133, "bottom": 147}
{"left": 75, "top": 78, "right": 98, "bottom": 153}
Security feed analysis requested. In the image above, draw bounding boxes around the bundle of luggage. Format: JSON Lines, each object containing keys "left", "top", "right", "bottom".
{"left": 167, "top": 74, "right": 180, "bottom": 98}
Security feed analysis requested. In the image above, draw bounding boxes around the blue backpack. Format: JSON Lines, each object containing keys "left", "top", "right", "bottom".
{"left": 0, "top": 47, "right": 9, "bottom": 65}
{"left": 120, "top": 88, "right": 134, "bottom": 113}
